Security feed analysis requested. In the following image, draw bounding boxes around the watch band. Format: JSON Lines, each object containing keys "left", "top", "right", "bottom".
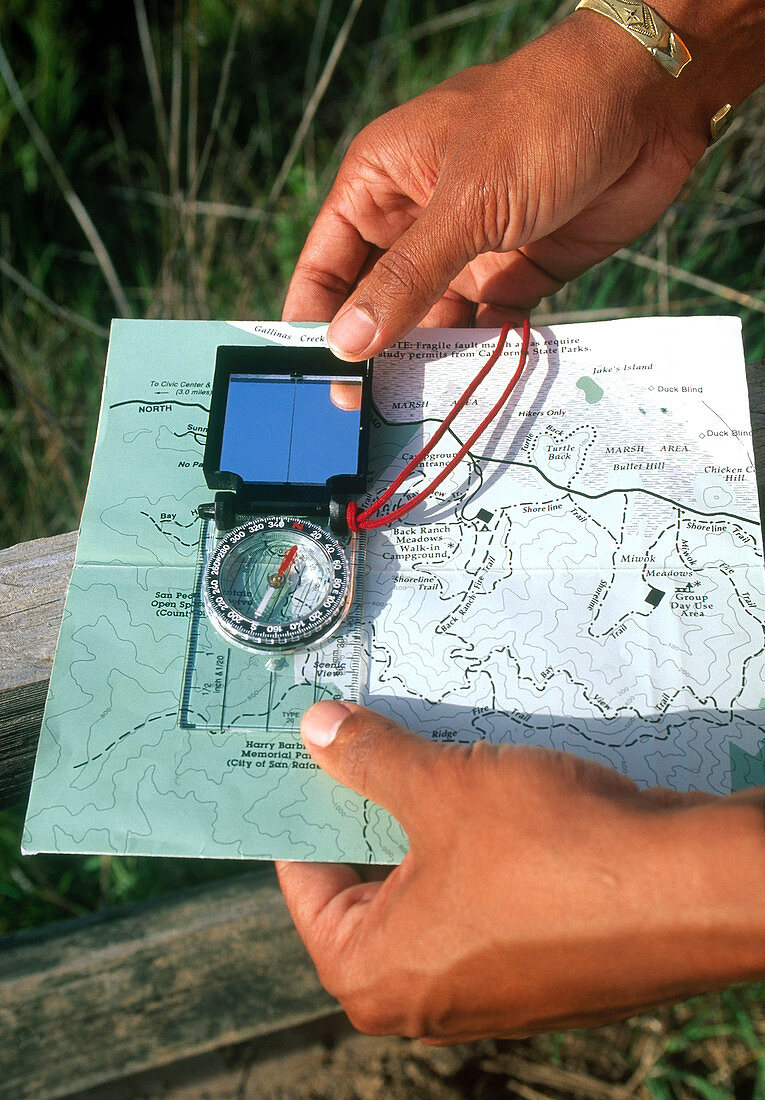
{"left": 574, "top": 0, "right": 692, "bottom": 78}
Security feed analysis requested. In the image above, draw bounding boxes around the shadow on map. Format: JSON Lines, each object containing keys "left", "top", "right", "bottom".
{"left": 411, "top": 330, "right": 561, "bottom": 525}
{"left": 362, "top": 693, "right": 765, "bottom": 794}
{"left": 359, "top": 328, "right": 562, "bottom": 629}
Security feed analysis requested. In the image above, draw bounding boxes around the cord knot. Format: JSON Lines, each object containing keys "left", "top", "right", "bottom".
{"left": 346, "top": 500, "right": 361, "bottom": 533}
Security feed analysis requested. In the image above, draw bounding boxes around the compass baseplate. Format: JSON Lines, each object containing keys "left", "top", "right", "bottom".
{"left": 179, "top": 518, "right": 366, "bottom": 734}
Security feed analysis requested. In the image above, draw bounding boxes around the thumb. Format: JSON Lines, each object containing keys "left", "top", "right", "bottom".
{"left": 301, "top": 700, "right": 440, "bottom": 835}
{"left": 327, "top": 195, "right": 477, "bottom": 361}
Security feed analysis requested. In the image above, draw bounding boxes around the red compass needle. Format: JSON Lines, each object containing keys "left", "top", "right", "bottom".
{"left": 255, "top": 544, "right": 299, "bottom": 620}
{"left": 278, "top": 545, "right": 298, "bottom": 576}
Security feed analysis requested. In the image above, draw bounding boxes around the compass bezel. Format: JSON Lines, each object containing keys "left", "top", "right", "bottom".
{"left": 202, "top": 516, "right": 352, "bottom": 653}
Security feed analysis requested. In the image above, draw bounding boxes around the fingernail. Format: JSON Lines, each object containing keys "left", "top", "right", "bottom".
{"left": 328, "top": 306, "right": 377, "bottom": 358}
{"left": 301, "top": 700, "right": 352, "bottom": 748}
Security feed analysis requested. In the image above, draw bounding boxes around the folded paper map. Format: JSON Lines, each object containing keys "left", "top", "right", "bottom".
{"left": 23, "top": 317, "right": 765, "bottom": 861}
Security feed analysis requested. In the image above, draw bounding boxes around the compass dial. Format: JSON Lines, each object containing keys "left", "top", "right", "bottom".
{"left": 202, "top": 517, "right": 351, "bottom": 652}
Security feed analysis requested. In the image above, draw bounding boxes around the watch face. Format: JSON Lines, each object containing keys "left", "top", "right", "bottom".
{"left": 202, "top": 516, "right": 351, "bottom": 652}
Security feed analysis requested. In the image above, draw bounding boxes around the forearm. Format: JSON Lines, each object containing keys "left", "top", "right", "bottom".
{"left": 659, "top": 0, "right": 765, "bottom": 107}
{"left": 465, "top": 785, "right": 765, "bottom": 1033}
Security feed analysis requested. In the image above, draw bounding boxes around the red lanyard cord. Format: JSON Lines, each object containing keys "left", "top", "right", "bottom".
{"left": 347, "top": 319, "right": 531, "bottom": 533}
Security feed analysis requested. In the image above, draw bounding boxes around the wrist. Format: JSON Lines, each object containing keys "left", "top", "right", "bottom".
{"left": 652, "top": 0, "right": 765, "bottom": 105}
{"left": 548, "top": 10, "right": 707, "bottom": 159}
{"left": 649, "top": 792, "right": 765, "bottom": 990}
{"left": 564, "top": 0, "right": 765, "bottom": 147}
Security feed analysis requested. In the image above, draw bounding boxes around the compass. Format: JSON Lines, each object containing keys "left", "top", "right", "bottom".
{"left": 202, "top": 516, "right": 352, "bottom": 652}
{"left": 198, "top": 341, "right": 372, "bottom": 653}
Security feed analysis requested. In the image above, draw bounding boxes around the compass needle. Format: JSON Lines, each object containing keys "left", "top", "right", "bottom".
{"left": 254, "top": 585, "right": 277, "bottom": 620}
{"left": 253, "top": 543, "right": 299, "bottom": 620}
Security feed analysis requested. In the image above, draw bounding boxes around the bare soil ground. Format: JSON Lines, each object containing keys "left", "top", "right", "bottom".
{"left": 72, "top": 997, "right": 763, "bottom": 1100}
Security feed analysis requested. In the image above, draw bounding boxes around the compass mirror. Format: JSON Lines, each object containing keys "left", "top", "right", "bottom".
{"left": 204, "top": 344, "right": 373, "bottom": 507}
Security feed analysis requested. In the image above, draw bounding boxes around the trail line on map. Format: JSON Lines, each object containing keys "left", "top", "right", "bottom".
{"left": 489, "top": 456, "right": 759, "bottom": 528}
{"left": 373, "top": 408, "right": 759, "bottom": 527}
{"left": 109, "top": 398, "right": 210, "bottom": 412}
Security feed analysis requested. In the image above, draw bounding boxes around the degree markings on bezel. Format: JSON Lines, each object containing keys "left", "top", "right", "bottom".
{"left": 202, "top": 516, "right": 351, "bottom": 652}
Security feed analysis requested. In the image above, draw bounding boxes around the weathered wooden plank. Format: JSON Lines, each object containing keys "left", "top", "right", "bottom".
{"left": 0, "top": 868, "right": 337, "bottom": 1100}
{"left": 0, "top": 530, "right": 77, "bottom": 689}
{"left": 0, "top": 531, "right": 76, "bottom": 806}
{"left": 0, "top": 682, "right": 47, "bottom": 807}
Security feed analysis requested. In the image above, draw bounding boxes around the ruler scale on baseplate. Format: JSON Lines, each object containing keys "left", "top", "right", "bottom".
{"left": 179, "top": 518, "right": 367, "bottom": 733}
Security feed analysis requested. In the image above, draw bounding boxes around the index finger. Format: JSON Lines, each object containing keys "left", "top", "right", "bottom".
{"left": 275, "top": 859, "right": 361, "bottom": 931}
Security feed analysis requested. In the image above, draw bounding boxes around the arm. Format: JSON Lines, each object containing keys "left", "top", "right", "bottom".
{"left": 277, "top": 701, "right": 765, "bottom": 1041}
{"left": 282, "top": 0, "right": 765, "bottom": 360}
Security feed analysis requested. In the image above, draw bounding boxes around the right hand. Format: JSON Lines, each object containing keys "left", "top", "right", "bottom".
{"left": 277, "top": 701, "right": 765, "bottom": 1043}
{"left": 283, "top": 10, "right": 713, "bottom": 358}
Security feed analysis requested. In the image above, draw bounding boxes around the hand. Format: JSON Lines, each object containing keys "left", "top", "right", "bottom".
{"left": 276, "top": 701, "right": 765, "bottom": 1043}
{"left": 283, "top": 12, "right": 714, "bottom": 359}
